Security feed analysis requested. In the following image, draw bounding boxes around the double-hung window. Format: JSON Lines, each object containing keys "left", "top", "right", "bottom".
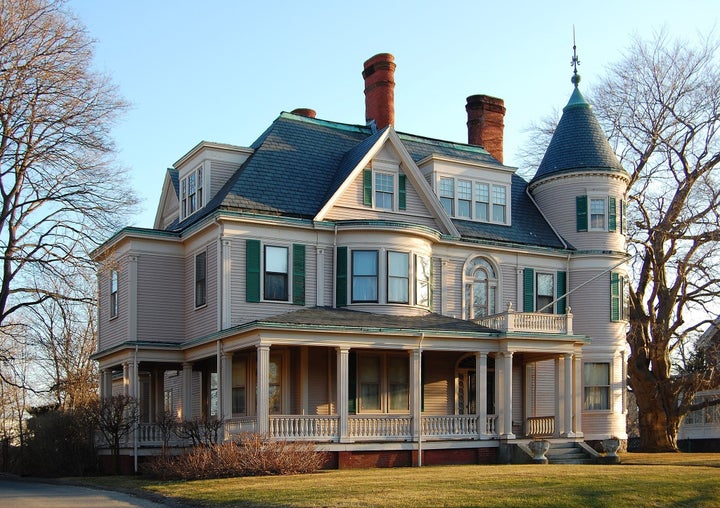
{"left": 475, "top": 183, "right": 490, "bottom": 221}
{"left": 492, "top": 185, "right": 507, "bottom": 223}
{"left": 195, "top": 251, "right": 207, "bottom": 308}
{"left": 375, "top": 172, "right": 394, "bottom": 210}
{"left": 590, "top": 198, "right": 607, "bottom": 230}
{"left": 415, "top": 254, "right": 431, "bottom": 307}
{"left": 264, "top": 246, "right": 289, "bottom": 301}
{"left": 352, "top": 250, "right": 378, "bottom": 302}
{"left": 180, "top": 166, "right": 204, "bottom": 220}
{"left": 536, "top": 272, "right": 554, "bottom": 314}
{"left": 439, "top": 177, "right": 455, "bottom": 215}
{"left": 457, "top": 180, "right": 472, "bottom": 218}
{"left": 584, "top": 362, "right": 610, "bottom": 410}
{"left": 232, "top": 358, "right": 246, "bottom": 414}
{"left": 110, "top": 269, "right": 118, "bottom": 318}
{"left": 387, "top": 251, "right": 409, "bottom": 303}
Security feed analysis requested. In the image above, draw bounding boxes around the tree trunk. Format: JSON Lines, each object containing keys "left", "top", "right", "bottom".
{"left": 637, "top": 406, "right": 679, "bottom": 452}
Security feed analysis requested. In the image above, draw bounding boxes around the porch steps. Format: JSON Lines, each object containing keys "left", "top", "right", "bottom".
{"left": 546, "top": 442, "right": 596, "bottom": 465}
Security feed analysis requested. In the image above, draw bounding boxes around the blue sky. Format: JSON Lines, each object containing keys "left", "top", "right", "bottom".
{"left": 67, "top": 0, "right": 718, "bottom": 228}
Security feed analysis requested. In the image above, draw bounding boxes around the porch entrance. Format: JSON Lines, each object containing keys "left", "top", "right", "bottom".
{"left": 456, "top": 355, "right": 494, "bottom": 416}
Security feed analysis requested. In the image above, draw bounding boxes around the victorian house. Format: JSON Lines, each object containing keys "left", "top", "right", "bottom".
{"left": 93, "top": 53, "right": 630, "bottom": 467}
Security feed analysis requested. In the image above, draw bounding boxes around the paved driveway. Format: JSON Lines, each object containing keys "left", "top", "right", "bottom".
{"left": 0, "top": 478, "right": 171, "bottom": 507}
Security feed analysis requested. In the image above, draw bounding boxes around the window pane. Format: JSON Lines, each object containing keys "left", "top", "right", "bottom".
{"left": 458, "top": 199, "right": 471, "bottom": 218}
{"left": 536, "top": 273, "right": 554, "bottom": 313}
{"left": 458, "top": 180, "right": 472, "bottom": 200}
{"left": 388, "top": 356, "right": 408, "bottom": 411}
{"left": 353, "top": 251, "right": 378, "bottom": 302}
{"left": 415, "top": 255, "right": 431, "bottom": 307}
{"left": 388, "top": 252, "right": 408, "bottom": 277}
{"left": 232, "top": 387, "right": 245, "bottom": 414}
{"left": 353, "top": 251, "right": 377, "bottom": 275}
{"left": 590, "top": 198, "right": 606, "bottom": 229}
{"left": 359, "top": 356, "right": 381, "bottom": 411}
{"left": 584, "top": 363, "right": 610, "bottom": 385}
{"left": 265, "top": 246, "right": 288, "bottom": 273}
{"left": 375, "top": 173, "right": 394, "bottom": 210}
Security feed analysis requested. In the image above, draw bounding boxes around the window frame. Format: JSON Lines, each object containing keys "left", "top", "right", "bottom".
{"left": 439, "top": 177, "right": 455, "bottom": 216}
{"left": 374, "top": 171, "right": 395, "bottom": 211}
{"left": 464, "top": 257, "right": 498, "bottom": 319}
{"left": 110, "top": 269, "right": 118, "bottom": 319}
{"left": 589, "top": 197, "right": 607, "bottom": 231}
{"left": 583, "top": 362, "right": 611, "bottom": 411}
{"left": 180, "top": 165, "right": 205, "bottom": 220}
{"left": 263, "top": 245, "right": 290, "bottom": 302}
{"left": 437, "top": 176, "right": 510, "bottom": 225}
{"left": 535, "top": 272, "right": 555, "bottom": 314}
{"left": 351, "top": 250, "right": 379, "bottom": 303}
{"left": 194, "top": 250, "right": 207, "bottom": 308}
{"left": 415, "top": 254, "right": 431, "bottom": 308}
{"left": 387, "top": 251, "right": 409, "bottom": 304}
{"left": 356, "top": 352, "right": 409, "bottom": 414}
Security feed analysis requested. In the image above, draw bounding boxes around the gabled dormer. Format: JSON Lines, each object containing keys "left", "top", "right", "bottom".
{"left": 171, "top": 141, "right": 254, "bottom": 223}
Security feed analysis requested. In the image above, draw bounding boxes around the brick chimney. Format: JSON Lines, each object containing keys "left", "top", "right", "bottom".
{"left": 466, "top": 94, "right": 506, "bottom": 163}
{"left": 363, "top": 53, "right": 396, "bottom": 130}
{"left": 291, "top": 108, "right": 316, "bottom": 118}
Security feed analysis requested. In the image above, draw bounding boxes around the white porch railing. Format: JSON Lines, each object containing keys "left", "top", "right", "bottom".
{"left": 422, "top": 415, "right": 478, "bottom": 438}
{"left": 526, "top": 415, "right": 555, "bottom": 437}
{"left": 225, "top": 417, "right": 257, "bottom": 436}
{"left": 349, "top": 415, "right": 412, "bottom": 440}
{"left": 476, "top": 304, "right": 573, "bottom": 334}
{"left": 269, "top": 415, "right": 339, "bottom": 441}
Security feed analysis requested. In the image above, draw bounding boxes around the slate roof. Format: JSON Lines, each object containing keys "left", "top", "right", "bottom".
{"left": 531, "top": 87, "right": 626, "bottom": 183}
{"left": 170, "top": 112, "right": 568, "bottom": 250}
{"left": 258, "top": 306, "right": 498, "bottom": 334}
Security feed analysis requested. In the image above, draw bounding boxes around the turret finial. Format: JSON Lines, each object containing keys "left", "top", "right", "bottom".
{"left": 571, "top": 26, "right": 581, "bottom": 88}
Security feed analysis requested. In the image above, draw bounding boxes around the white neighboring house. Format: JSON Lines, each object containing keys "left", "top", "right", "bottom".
{"left": 92, "top": 53, "right": 630, "bottom": 468}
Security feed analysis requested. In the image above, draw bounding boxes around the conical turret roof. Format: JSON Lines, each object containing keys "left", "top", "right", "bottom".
{"left": 531, "top": 85, "right": 626, "bottom": 184}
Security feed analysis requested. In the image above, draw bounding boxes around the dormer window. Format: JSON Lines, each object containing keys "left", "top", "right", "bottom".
{"left": 437, "top": 176, "right": 510, "bottom": 225}
{"left": 362, "top": 165, "right": 407, "bottom": 212}
{"left": 375, "top": 172, "right": 394, "bottom": 210}
{"left": 181, "top": 166, "right": 204, "bottom": 220}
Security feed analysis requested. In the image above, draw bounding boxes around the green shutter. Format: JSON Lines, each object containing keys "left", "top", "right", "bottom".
{"left": 610, "top": 272, "right": 620, "bottom": 321}
{"left": 363, "top": 169, "right": 372, "bottom": 206}
{"left": 292, "top": 244, "right": 306, "bottom": 306}
{"left": 399, "top": 174, "right": 407, "bottom": 210}
{"left": 348, "top": 351, "right": 357, "bottom": 414}
{"left": 245, "top": 239, "right": 261, "bottom": 303}
{"left": 336, "top": 246, "right": 347, "bottom": 307}
{"left": 556, "top": 271, "right": 567, "bottom": 314}
{"left": 523, "top": 268, "right": 535, "bottom": 312}
{"left": 576, "top": 195, "right": 588, "bottom": 232}
{"left": 608, "top": 196, "right": 617, "bottom": 232}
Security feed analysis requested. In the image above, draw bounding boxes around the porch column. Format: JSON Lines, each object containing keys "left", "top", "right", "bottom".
{"left": 411, "top": 349, "right": 422, "bottom": 439}
{"left": 124, "top": 360, "right": 138, "bottom": 399}
{"left": 476, "top": 352, "right": 488, "bottom": 438}
{"left": 573, "top": 353, "right": 584, "bottom": 437}
{"left": 500, "top": 351, "right": 515, "bottom": 439}
{"left": 554, "top": 356, "right": 563, "bottom": 438}
{"left": 562, "top": 353, "right": 574, "bottom": 437}
{"left": 221, "top": 353, "right": 233, "bottom": 422}
{"left": 336, "top": 347, "right": 349, "bottom": 442}
{"left": 494, "top": 354, "right": 503, "bottom": 435}
{"left": 257, "top": 345, "right": 270, "bottom": 434}
{"left": 182, "top": 362, "right": 193, "bottom": 421}
{"left": 100, "top": 369, "right": 112, "bottom": 399}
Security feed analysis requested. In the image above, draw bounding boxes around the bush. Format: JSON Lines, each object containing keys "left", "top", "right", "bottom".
{"left": 144, "top": 433, "right": 323, "bottom": 480}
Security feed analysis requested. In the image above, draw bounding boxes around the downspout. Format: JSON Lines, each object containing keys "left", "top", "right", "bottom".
{"left": 332, "top": 224, "right": 338, "bottom": 307}
{"left": 133, "top": 343, "right": 138, "bottom": 474}
{"left": 417, "top": 333, "right": 424, "bottom": 467}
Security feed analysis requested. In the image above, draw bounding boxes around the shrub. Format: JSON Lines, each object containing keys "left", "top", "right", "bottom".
{"left": 143, "top": 433, "right": 323, "bottom": 480}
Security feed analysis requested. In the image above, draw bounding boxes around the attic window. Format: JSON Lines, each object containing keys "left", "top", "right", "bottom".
{"left": 437, "top": 176, "right": 510, "bottom": 225}
{"left": 181, "top": 166, "right": 204, "bottom": 220}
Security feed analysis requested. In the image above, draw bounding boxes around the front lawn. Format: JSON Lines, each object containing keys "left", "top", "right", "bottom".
{"left": 82, "top": 453, "right": 720, "bottom": 507}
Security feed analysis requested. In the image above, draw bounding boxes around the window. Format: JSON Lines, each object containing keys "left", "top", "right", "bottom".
{"left": 352, "top": 250, "right": 378, "bottom": 302}
{"left": 363, "top": 168, "right": 406, "bottom": 211}
{"left": 536, "top": 273, "right": 554, "bottom": 314}
{"left": 387, "top": 251, "right": 409, "bottom": 303}
{"left": 415, "top": 254, "right": 431, "bottom": 307}
{"left": 439, "top": 177, "right": 454, "bottom": 215}
{"left": 584, "top": 362, "right": 610, "bottom": 410}
{"left": 269, "top": 354, "right": 283, "bottom": 414}
{"left": 180, "top": 166, "right": 204, "bottom": 220}
{"left": 475, "top": 183, "right": 489, "bottom": 221}
{"left": 356, "top": 353, "right": 409, "bottom": 413}
{"left": 110, "top": 269, "right": 118, "bottom": 318}
{"left": 388, "top": 355, "right": 409, "bottom": 411}
{"left": 457, "top": 180, "right": 472, "bottom": 218}
{"left": 492, "top": 185, "right": 507, "bottom": 223}
{"left": 195, "top": 251, "right": 207, "bottom": 308}
{"left": 164, "top": 390, "right": 173, "bottom": 414}
{"left": 590, "top": 198, "right": 606, "bottom": 230}
{"left": 375, "top": 172, "right": 394, "bottom": 210}
{"left": 209, "top": 372, "right": 218, "bottom": 417}
{"left": 232, "top": 358, "right": 246, "bottom": 414}
{"left": 464, "top": 257, "right": 497, "bottom": 319}
{"left": 359, "top": 355, "right": 381, "bottom": 411}
{"left": 264, "top": 246, "right": 288, "bottom": 301}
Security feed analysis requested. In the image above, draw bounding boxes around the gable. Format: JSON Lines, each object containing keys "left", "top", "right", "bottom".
{"left": 153, "top": 169, "right": 180, "bottom": 230}
{"left": 319, "top": 132, "right": 455, "bottom": 234}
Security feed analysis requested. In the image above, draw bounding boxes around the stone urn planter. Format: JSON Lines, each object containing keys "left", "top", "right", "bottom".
{"left": 601, "top": 437, "right": 621, "bottom": 464}
{"left": 528, "top": 439, "right": 551, "bottom": 464}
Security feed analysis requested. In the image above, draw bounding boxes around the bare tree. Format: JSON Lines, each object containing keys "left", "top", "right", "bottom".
{"left": 92, "top": 394, "right": 138, "bottom": 474}
{"left": 0, "top": 0, "right": 137, "bottom": 390}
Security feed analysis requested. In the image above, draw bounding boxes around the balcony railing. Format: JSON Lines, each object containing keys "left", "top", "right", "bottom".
{"left": 475, "top": 303, "right": 573, "bottom": 334}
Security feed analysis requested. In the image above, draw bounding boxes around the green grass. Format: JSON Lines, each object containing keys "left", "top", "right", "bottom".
{"left": 79, "top": 453, "right": 720, "bottom": 507}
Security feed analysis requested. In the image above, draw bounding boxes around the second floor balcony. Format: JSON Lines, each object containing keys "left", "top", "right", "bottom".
{"left": 475, "top": 303, "right": 573, "bottom": 335}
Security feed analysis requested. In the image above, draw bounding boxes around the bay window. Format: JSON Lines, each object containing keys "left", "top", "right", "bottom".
{"left": 352, "top": 250, "right": 378, "bottom": 302}
{"left": 387, "top": 251, "right": 409, "bottom": 303}
{"left": 415, "top": 254, "right": 431, "bottom": 307}
{"left": 584, "top": 362, "right": 610, "bottom": 410}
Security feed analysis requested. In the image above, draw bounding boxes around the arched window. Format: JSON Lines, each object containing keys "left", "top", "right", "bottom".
{"left": 464, "top": 257, "right": 498, "bottom": 319}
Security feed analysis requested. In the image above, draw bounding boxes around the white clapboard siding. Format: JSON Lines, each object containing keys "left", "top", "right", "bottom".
{"left": 98, "top": 257, "right": 129, "bottom": 350}
{"left": 137, "top": 254, "right": 184, "bottom": 342}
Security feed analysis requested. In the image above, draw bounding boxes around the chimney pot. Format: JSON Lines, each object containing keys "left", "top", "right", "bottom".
{"left": 291, "top": 108, "right": 317, "bottom": 118}
{"left": 466, "top": 94, "right": 506, "bottom": 163}
{"left": 363, "top": 53, "right": 396, "bottom": 130}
